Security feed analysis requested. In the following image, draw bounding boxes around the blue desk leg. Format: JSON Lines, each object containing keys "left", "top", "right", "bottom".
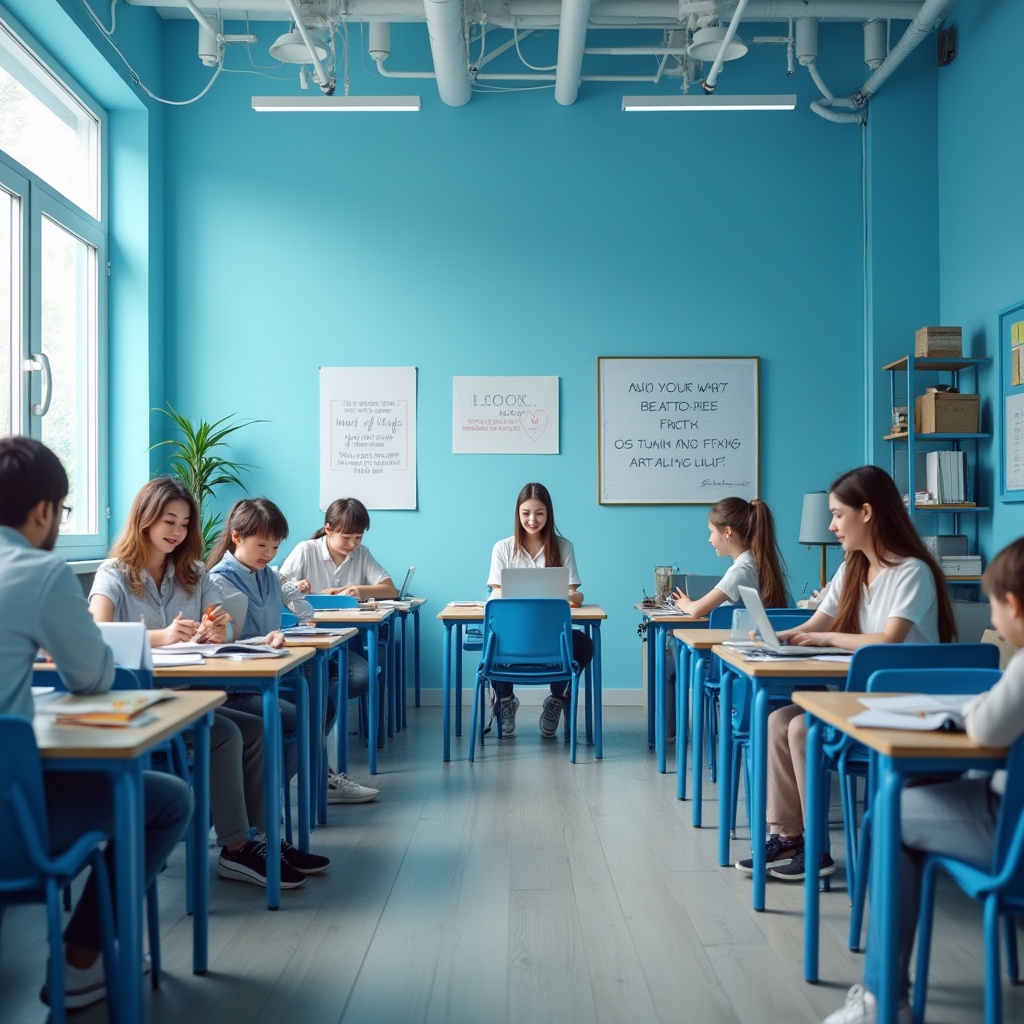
{"left": 583, "top": 626, "right": 594, "bottom": 744}
{"left": 113, "top": 762, "right": 144, "bottom": 1021}
{"left": 399, "top": 612, "right": 408, "bottom": 729}
{"left": 688, "top": 651, "right": 709, "bottom": 821}
{"left": 751, "top": 682, "right": 770, "bottom": 911}
{"left": 804, "top": 715, "right": 824, "bottom": 983}
{"left": 592, "top": 623, "right": 603, "bottom": 759}
{"left": 646, "top": 622, "right": 656, "bottom": 748}
{"left": 413, "top": 607, "right": 422, "bottom": 708}
{"left": 442, "top": 623, "right": 452, "bottom": 761}
{"left": 675, "top": 640, "right": 689, "bottom": 797}
{"left": 367, "top": 624, "right": 379, "bottom": 775}
{"left": 718, "top": 667, "right": 734, "bottom": 867}
{"left": 876, "top": 764, "right": 902, "bottom": 1024}
{"left": 294, "top": 673, "right": 310, "bottom": 852}
{"left": 262, "top": 684, "right": 281, "bottom": 909}
{"left": 454, "top": 622, "right": 464, "bottom": 738}
{"left": 386, "top": 625, "right": 397, "bottom": 739}
{"left": 655, "top": 625, "right": 667, "bottom": 773}
{"left": 335, "top": 645, "right": 349, "bottom": 786}
{"left": 192, "top": 710, "right": 211, "bottom": 973}
{"left": 308, "top": 652, "right": 324, "bottom": 828}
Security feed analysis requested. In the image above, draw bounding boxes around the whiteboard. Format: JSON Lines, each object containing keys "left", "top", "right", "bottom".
{"left": 598, "top": 357, "right": 759, "bottom": 505}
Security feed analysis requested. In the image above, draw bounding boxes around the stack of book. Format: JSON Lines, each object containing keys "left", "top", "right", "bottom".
{"left": 924, "top": 450, "right": 969, "bottom": 504}
{"left": 940, "top": 554, "right": 983, "bottom": 577}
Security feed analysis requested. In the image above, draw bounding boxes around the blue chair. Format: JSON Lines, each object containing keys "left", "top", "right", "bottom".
{"left": 913, "top": 723, "right": 1024, "bottom": 1024}
{"left": 469, "top": 599, "right": 585, "bottom": 763}
{"left": 0, "top": 716, "right": 118, "bottom": 1024}
{"left": 847, "top": 655, "right": 999, "bottom": 950}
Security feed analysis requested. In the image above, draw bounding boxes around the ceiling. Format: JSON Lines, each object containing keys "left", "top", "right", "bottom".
{"left": 122, "top": 0, "right": 958, "bottom": 112}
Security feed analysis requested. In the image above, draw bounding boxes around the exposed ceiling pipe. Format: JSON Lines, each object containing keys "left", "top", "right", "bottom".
{"left": 700, "top": 0, "right": 751, "bottom": 94}
{"left": 423, "top": 0, "right": 471, "bottom": 105}
{"left": 554, "top": 0, "right": 594, "bottom": 105}
{"left": 282, "top": 0, "right": 333, "bottom": 89}
{"left": 181, "top": 0, "right": 219, "bottom": 37}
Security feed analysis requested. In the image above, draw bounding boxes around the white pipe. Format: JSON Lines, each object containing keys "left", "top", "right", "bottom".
{"left": 181, "top": 0, "right": 219, "bottom": 38}
{"left": 282, "top": 0, "right": 332, "bottom": 88}
{"left": 702, "top": 0, "right": 751, "bottom": 93}
{"left": 423, "top": 0, "right": 471, "bottom": 105}
{"left": 811, "top": 99, "right": 865, "bottom": 123}
{"left": 554, "top": 0, "right": 593, "bottom": 105}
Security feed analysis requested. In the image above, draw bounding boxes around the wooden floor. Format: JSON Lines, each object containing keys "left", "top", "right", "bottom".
{"left": 2, "top": 706, "right": 1021, "bottom": 1024}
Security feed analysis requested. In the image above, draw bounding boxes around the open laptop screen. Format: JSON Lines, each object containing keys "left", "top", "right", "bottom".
{"left": 499, "top": 567, "right": 570, "bottom": 599}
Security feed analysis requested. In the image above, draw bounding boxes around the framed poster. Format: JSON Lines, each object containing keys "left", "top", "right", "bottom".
{"left": 999, "top": 299, "right": 1024, "bottom": 502}
{"left": 598, "top": 356, "right": 759, "bottom": 505}
{"left": 319, "top": 366, "right": 417, "bottom": 510}
{"left": 452, "top": 375, "right": 559, "bottom": 454}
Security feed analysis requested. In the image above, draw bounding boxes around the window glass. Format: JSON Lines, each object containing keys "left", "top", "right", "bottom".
{"left": 0, "top": 183, "right": 20, "bottom": 435}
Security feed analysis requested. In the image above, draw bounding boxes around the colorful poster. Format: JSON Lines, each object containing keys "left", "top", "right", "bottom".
{"left": 452, "top": 376, "right": 560, "bottom": 454}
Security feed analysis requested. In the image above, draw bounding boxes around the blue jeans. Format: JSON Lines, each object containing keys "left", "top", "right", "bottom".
{"left": 44, "top": 770, "right": 193, "bottom": 953}
{"left": 863, "top": 776, "right": 998, "bottom": 1001}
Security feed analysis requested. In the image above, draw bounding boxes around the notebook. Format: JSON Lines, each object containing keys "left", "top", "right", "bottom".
{"left": 671, "top": 574, "right": 721, "bottom": 601}
{"left": 499, "top": 566, "right": 570, "bottom": 599}
{"left": 724, "top": 585, "right": 848, "bottom": 657}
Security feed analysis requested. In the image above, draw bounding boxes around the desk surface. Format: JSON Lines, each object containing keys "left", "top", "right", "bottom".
{"left": 283, "top": 630, "right": 358, "bottom": 651}
{"left": 793, "top": 690, "right": 1006, "bottom": 760}
{"left": 635, "top": 604, "right": 707, "bottom": 624}
{"left": 34, "top": 689, "right": 225, "bottom": 760}
{"left": 437, "top": 603, "right": 607, "bottom": 622}
{"left": 313, "top": 608, "right": 394, "bottom": 624}
{"left": 153, "top": 646, "right": 315, "bottom": 679}
{"left": 712, "top": 644, "right": 851, "bottom": 679}
{"left": 674, "top": 627, "right": 732, "bottom": 648}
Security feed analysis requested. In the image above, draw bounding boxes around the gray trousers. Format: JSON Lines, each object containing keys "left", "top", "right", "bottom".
{"left": 210, "top": 707, "right": 266, "bottom": 846}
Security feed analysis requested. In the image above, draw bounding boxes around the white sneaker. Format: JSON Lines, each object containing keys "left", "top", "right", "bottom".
{"left": 41, "top": 952, "right": 151, "bottom": 1010}
{"left": 822, "top": 984, "right": 912, "bottom": 1024}
{"left": 498, "top": 695, "right": 520, "bottom": 737}
{"left": 327, "top": 770, "right": 380, "bottom": 804}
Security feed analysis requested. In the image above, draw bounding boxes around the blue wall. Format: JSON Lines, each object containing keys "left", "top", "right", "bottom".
{"left": 34, "top": 5, "right": 1008, "bottom": 693}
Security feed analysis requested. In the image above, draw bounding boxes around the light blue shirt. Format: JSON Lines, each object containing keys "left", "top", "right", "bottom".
{"left": 0, "top": 525, "right": 114, "bottom": 720}
{"left": 208, "top": 550, "right": 282, "bottom": 640}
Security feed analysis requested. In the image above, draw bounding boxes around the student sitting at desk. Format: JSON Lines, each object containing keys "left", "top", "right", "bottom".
{"left": 486, "top": 482, "right": 593, "bottom": 739}
{"left": 823, "top": 536, "right": 1024, "bottom": 1024}
{"left": 209, "top": 498, "right": 378, "bottom": 804}
{"left": 738, "top": 465, "right": 954, "bottom": 882}
{"left": 88, "top": 478, "right": 328, "bottom": 888}
{"left": 0, "top": 437, "right": 193, "bottom": 1011}
{"left": 280, "top": 497, "right": 392, "bottom": 803}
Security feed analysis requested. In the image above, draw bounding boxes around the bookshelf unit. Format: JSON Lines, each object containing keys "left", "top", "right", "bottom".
{"left": 884, "top": 355, "right": 990, "bottom": 586}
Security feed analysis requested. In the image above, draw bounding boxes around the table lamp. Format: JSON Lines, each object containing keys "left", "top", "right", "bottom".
{"left": 799, "top": 492, "right": 839, "bottom": 591}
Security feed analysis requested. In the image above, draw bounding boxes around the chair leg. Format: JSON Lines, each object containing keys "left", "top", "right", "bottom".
{"left": 984, "top": 896, "right": 1002, "bottom": 1024}
{"left": 46, "top": 881, "right": 68, "bottom": 1024}
{"left": 1004, "top": 916, "right": 1020, "bottom": 983}
{"left": 913, "top": 860, "right": 940, "bottom": 1024}
{"left": 849, "top": 809, "right": 872, "bottom": 951}
{"left": 468, "top": 671, "right": 482, "bottom": 762}
{"left": 146, "top": 881, "right": 161, "bottom": 988}
{"left": 283, "top": 776, "right": 293, "bottom": 847}
{"left": 569, "top": 675, "right": 579, "bottom": 764}
{"left": 841, "top": 771, "right": 858, "bottom": 903}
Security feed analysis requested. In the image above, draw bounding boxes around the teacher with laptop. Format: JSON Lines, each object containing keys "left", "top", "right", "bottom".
{"left": 735, "top": 465, "right": 955, "bottom": 883}
{"left": 486, "top": 483, "right": 593, "bottom": 740}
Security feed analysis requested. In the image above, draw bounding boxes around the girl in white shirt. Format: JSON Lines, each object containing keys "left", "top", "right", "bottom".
{"left": 486, "top": 482, "right": 593, "bottom": 739}
{"left": 671, "top": 496, "right": 790, "bottom": 617}
{"left": 738, "top": 464, "right": 955, "bottom": 883}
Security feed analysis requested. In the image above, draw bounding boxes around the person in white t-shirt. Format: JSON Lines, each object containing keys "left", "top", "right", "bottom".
{"left": 486, "top": 482, "right": 593, "bottom": 740}
{"left": 671, "top": 496, "right": 790, "bottom": 617}
{"left": 735, "top": 465, "right": 956, "bottom": 882}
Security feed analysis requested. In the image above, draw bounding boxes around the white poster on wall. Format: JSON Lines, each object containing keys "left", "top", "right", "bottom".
{"left": 598, "top": 357, "right": 759, "bottom": 504}
{"left": 452, "top": 376, "right": 560, "bottom": 454}
{"left": 319, "top": 366, "right": 417, "bottom": 510}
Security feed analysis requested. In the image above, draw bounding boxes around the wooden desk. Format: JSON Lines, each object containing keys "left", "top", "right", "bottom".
{"left": 712, "top": 644, "right": 851, "bottom": 911}
{"left": 635, "top": 605, "right": 707, "bottom": 773}
{"left": 312, "top": 608, "right": 395, "bottom": 774}
{"left": 283, "top": 629, "right": 358, "bottom": 824}
{"left": 794, "top": 691, "right": 1005, "bottom": 1024}
{"left": 672, "top": 628, "right": 731, "bottom": 815}
{"left": 155, "top": 648, "right": 315, "bottom": 909}
{"left": 437, "top": 603, "right": 608, "bottom": 762}
{"left": 35, "top": 690, "right": 224, "bottom": 1021}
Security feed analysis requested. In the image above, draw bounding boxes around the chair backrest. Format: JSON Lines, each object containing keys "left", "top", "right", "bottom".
{"left": 481, "top": 599, "right": 573, "bottom": 676}
{"left": 281, "top": 609, "right": 298, "bottom": 628}
{"left": 708, "top": 605, "right": 808, "bottom": 629}
{"left": 0, "top": 715, "right": 49, "bottom": 889}
{"left": 305, "top": 594, "right": 359, "bottom": 609}
{"left": 865, "top": 666, "right": 1002, "bottom": 695}
{"left": 848, "top": 642, "right": 999, "bottom": 693}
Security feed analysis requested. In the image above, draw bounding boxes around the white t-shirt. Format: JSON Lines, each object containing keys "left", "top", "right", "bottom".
{"left": 714, "top": 549, "right": 759, "bottom": 605}
{"left": 817, "top": 556, "right": 939, "bottom": 642}
{"left": 280, "top": 537, "right": 391, "bottom": 594}
{"left": 487, "top": 536, "right": 581, "bottom": 590}
{"left": 965, "top": 648, "right": 1024, "bottom": 794}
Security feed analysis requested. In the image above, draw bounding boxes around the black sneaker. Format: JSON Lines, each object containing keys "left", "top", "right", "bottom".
{"left": 735, "top": 834, "right": 803, "bottom": 875}
{"left": 769, "top": 849, "right": 836, "bottom": 881}
{"left": 281, "top": 839, "right": 331, "bottom": 875}
{"left": 218, "top": 837, "right": 306, "bottom": 889}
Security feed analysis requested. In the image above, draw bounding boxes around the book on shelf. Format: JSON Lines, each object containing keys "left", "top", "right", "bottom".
{"left": 924, "top": 450, "right": 968, "bottom": 504}
{"left": 37, "top": 689, "right": 175, "bottom": 727}
{"left": 849, "top": 693, "right": 976, "bottom": 732}
{"left": 940, "top": 555, "right": 983, "bottom": 577}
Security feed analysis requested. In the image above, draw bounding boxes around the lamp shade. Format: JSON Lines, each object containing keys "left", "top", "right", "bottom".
{"left": 799, "top": 492, "right": 837, "bottom": 546}
{"left": 269, "top": 29, "right": 327, "bottom": 64}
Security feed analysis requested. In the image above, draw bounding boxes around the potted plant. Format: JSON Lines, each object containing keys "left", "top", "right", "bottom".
{"left": 149, "top": 405, "right": 265, "bottom": 555}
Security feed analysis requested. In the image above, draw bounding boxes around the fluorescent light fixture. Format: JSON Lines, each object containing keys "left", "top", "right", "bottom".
{"left": 622, "top": 94, "right": 797, "bottom": 112}
{"left": 252, "top": 95, "right": 421, "bottom": 112}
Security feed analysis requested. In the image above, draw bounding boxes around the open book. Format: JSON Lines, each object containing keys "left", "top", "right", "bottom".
{"left": 37, "top": 689, "right": 175, "bottom": 727}
{"left": 849, "top": 694, "right": 977, "bottom": 732}
{"left": 154, "top": 641, "right": 285, "bottom": 660}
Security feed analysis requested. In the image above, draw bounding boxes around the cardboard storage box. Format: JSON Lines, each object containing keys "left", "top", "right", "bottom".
{"left": 915, "top": 326, "right": 963, "bottom": 357}
{"left": 915, "top": 392, "right": 980, "bottom": 433}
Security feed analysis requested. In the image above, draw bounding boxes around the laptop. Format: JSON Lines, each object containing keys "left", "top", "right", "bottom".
{"left": 671, "top": 573, "right": 720, "bottom": 602}
{"left": 499, "top": 566, "right": 570, "bottom": 599}
{"left": 725, "top": 584, "right": 848, "bottom": 657}
{"left": 396, "top": 565, "right": 416, "bottom": 600}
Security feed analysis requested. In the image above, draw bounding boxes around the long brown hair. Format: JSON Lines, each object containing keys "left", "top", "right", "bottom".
{"left": 108, "top": 478, "right": 203, "bottom": 596}
{"left": 827, "top": 465, "right": 955, "bottom": 641}
{"left": 207, "top": 498, "right": 289, "bottom": 568}
{"left": 709, "top": 496, "right": 789, "bottom": 608}
{"left": 512, "top": 482, "right": 565, "bottom": 567}
{"left": 313, "top": 498, "right": 370, "bottom": 539}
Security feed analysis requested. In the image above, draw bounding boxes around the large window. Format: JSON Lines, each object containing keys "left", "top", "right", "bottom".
{"left": 0, "top": 14, "right": 106, "bottom": 554}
